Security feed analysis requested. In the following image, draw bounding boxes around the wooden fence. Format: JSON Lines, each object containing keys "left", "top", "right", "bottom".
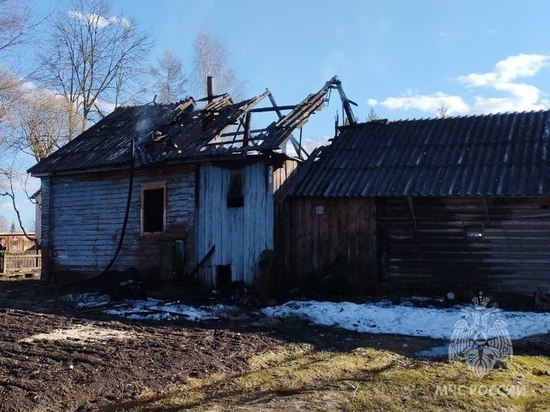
{"left": 0, "top": 251, "right": 42, "bottom": 273}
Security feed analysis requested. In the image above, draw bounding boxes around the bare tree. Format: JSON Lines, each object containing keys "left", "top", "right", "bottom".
{"left": 0, "top": 69, "right": 20, "bottom": 127}
{"left": 0, "top": 0, "right": 42, "bottom": 240}
{"left": 39, "top": 0, "right": 150, "bottom": 139}
{"left": 0, "top": 0, "right": 33, "bottom": 55}
{"left": 6, "top": 90, "right": 77, "bottom": 161}
{"left": 192, "top": 29, "right": 243, "bottom": 99}
{"left": 151, "top": 50, "right": 188, "bottom": 103}
{"left": 0, "top": 0, "right": 34, "bottom": 128}
{"left": 0, "top": 215, "right": 8, "bottom": 232}
{"left": 367, "top": 107, "right": 380, "bottom": 121}
{"left": 0, "top": 167, "right": 35, "bottom": 240}
{"left": 437, "top": 102, "right": 450, "bottom": 119}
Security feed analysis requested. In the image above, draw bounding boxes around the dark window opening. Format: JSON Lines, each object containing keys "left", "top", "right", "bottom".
{"left": 540, "top": 204, "right": 549, "bottom": 209}
{"left": 143, "top": 187, "right": 165, "bottom": 233}
{"left": 216, "top": 265, "right": 232, "bottom": 292}
{"left": 227, "top": 170, "right": 244, "bottom": 208}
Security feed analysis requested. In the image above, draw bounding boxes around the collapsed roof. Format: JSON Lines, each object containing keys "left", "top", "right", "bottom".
{"left": 29, "top": 76, "right": 354, "bottom": 175}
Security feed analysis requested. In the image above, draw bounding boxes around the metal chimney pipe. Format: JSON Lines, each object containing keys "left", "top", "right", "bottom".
{"left": 207, "top": 76, "right": 214, "bottom": 103}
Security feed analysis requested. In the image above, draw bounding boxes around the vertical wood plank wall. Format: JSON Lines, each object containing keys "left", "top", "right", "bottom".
{"left": 40, "top": 177, "right": 53, "bottom": 279}
{"left": 196, "top": 162, "right": 274, "bottom": 286}
{"left": 34, "top": 191, "right": 42, "bottom": 244}
{"left": 273, "top": 160, "right": 298, "bottom": 192}
{"left": 277, "top": 197, "right": 378, "bottom": 292}
{"left": 0, "top": 234, "right": 36, "bottom": 252}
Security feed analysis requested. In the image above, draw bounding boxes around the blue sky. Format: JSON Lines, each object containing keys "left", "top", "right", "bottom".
{"left": 34, "top": 0, "right": 550, "bottom": 120}
{"left": 115, "top": 0, "right": 550, "bottom": 140}
{"left": 4, "top": 0, "right": 550, "bottom": 227}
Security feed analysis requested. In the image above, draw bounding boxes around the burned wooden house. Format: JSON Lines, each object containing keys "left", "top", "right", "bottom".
{"left": 29, "top": 78, "right": 349, "bottom": 287}
{"left": 277, "top": 110, "right": 550, "bottom": 296}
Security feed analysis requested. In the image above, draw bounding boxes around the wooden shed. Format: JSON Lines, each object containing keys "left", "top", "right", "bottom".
{"left": 28, "top": 81, "right": 334, "bottom": 287}
{"left": 277, "top": 110, "right": 550, "bottom": 296}
{"left": 0, "top": 233, "right": 36, "bottom": 253}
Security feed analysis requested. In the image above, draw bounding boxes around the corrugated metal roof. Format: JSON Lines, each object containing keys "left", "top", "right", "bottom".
{"left": 29, "top": 84, "right": 329, "bottom": 175}
{"left": 279, "top": 110, "right": 550, "bottom": 198}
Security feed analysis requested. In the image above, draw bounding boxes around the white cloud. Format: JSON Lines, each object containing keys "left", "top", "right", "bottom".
{"left": 95, "top": 99, "right": 116, "bottom": 114}
{"left": 459, "top": 54, "right": 550, "bottom": 86}
{"left": 16, "top": 78, "right": 116, "bottom": 119}
{"left": 303, "top": 136, "right": 331, "bottom": 153}
{"left": 372, "top": 53, "right": 550, "bottom": 116}
{"left": 495, "top": 54, "right": 549, "bottom": 82}
{"left": 457, "top": 53, "right": 550, "bottom": 113}
{"left": 457, "top": 72, "right": 497, "bottom": 88}
{"left": 68, "top": 11, "right": 131, "bottom": 29}
{"left": 367, "top": 98, "right": 378, "bottom": 106}
{"left": 377, "top": 91, "right": 470, "bottom": 115}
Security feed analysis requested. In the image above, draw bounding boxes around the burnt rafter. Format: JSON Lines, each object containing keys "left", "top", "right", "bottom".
{"left": 28, "top": 76, "right": 356, "bottom": 175}
{"left": 323, "top": 75, "right": 358, "bottom": 126}
{"left": 266, "top": 91, "right": 308, "bottom": 160}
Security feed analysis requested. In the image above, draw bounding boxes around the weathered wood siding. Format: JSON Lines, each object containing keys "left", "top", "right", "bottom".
{"left": 277, "top": 197, "right": 378, "bottom": 292}
{"left": 42, "top": 165, "right": 195, "bottom": 281}
{"left": 40, "top": 177, "right": 53, "bottom": 279}
{"left": 196, "top": 162, "right": 275, "bottom": 285}
{"left": 273, "top": 160, "right": 298, "bottom": 192}
{"left": 34, "top": 191, "right": 41, "bottom": 245}
{"left": 377, "top": 197, "right": 550, "bottom": 294}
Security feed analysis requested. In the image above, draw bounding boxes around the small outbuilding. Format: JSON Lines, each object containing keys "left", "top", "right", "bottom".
{"left": 277, "top": 109, "right": 550, "bottom": 296}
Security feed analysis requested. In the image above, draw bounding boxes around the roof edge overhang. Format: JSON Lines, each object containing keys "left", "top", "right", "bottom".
{"left": 29, "top": 151, "right": 297, "bottom": 178}
{"left": 282, "top": 193, "right": 550, "bottom": 199}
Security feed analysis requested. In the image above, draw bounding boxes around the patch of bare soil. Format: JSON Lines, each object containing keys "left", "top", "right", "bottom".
{"left": 0, "top": 309, "right": 282, "bottom": 411}
{"left": 0, "top": 281, "right": 282, "bottom": 411}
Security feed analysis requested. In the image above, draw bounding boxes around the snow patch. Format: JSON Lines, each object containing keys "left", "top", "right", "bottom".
{"left": 262, "top": 300, "right": 550, "bottom": 339}
{"left": 64, "top": 293, "right": 110, "bottom": 308}
{"left": 64, "top": 293, "right": 238, "bottom": 321}
{"left": 103, "top": 299, "right": 231, "bottom": 321}
{"left": 415, "top": 345, "right": 449, "bottom": 358}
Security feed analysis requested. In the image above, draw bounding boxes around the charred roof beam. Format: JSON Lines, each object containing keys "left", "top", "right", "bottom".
{"left": 324, "top": 75, "right": 357, "bottom": 125}
{"left": 267, "top": 91, "right": 310, "bottom": 160}
{"left": 249, "top": 105, "right": 297, "bottom": 113}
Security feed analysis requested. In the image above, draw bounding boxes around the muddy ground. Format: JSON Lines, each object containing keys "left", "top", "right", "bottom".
{"left": 0, "top": 280, "right": 285, "bottom": 411}
{"left": 0, "top": 280, "right": 548, "bottom": 411}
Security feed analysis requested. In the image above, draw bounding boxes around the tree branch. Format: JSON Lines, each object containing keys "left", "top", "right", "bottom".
{"left": 0, "top": 170, "right": 34, "bottom": 242}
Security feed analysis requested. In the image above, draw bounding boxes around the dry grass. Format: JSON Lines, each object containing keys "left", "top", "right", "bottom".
{"left": 122, "top": 337, "right": 550, "bottom": 411}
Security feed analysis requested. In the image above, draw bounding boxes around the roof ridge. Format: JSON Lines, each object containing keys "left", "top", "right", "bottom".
{"left": 355, "top": 108, "right": 550, "bottom": 125}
